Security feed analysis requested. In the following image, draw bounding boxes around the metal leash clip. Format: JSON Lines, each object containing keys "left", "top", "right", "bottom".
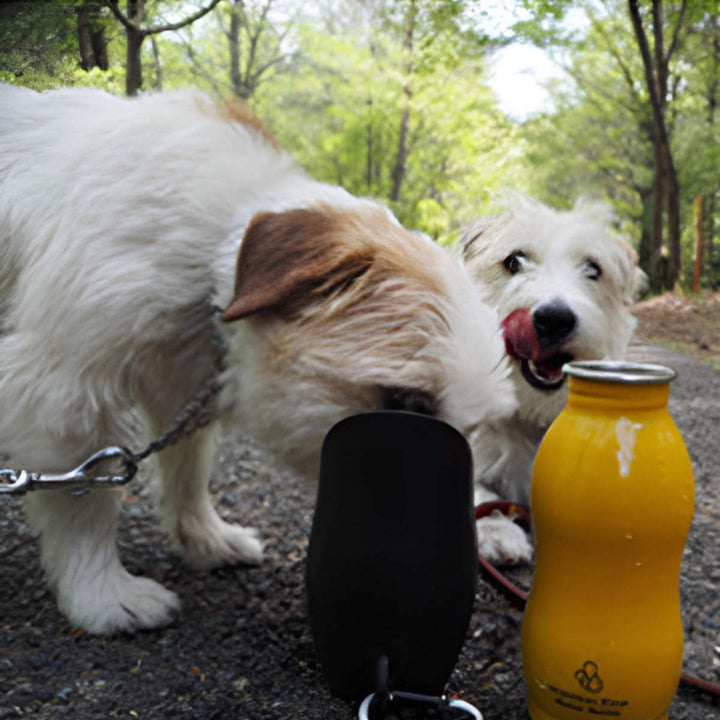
{"left": 356, "top": 656, "right": 483, "bottom": 720}
{"left": 0, "top": 446, "right": 137, "bottom": 496}
{"left": 358, "top": 690, "right": 483, "bottom": 720}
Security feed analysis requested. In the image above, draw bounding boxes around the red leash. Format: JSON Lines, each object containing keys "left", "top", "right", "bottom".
{"left": 474, "top": 502, "right": 720, "bottom": 701}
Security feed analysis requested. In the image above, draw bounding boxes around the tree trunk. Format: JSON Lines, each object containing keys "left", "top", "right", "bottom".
{"left": 78, "top": 15, "right": 97, "bottom": 70}
{"left": 627, "top": 0, "right": 685, "bottom": 291}
{"left": 390, "top": 0, "right": 416, "bottom": 203}
{"left": 125, "top": 0, "right": 145, "bottom": 96}
{"left": 366, "top": 98, "right": 373, "bottom": 191}
{"left": 705, "top": 16, "right": 720, "bottom": 289}
{"left": 707, "top": 196, "right": 717, "bottom": 289}
{"left": 126, "top": 27, "right": 144, "bottom": 96}
{"left": 637, "top": 186, "right": 654, "bottom": 280}
{"left": 664, "top": 151, "right": 681, "bottom": 288}
{"left": 150, "top": 35, "right": 162, "bottom": 90}
{"left": 649, "top": 152, "right": 665, "bottom": 293}
{"left": 229, "top": 2, "right": 243, "bottom": 97}
{"left": 693, "top": 196, "right": 703, "bottom": 293}
{"left": 391, "top": 106, "right": 410, "bottom": 202}
{"left": 77, "top": 1, "right": 108, "bottom": 71}
{"left": 106, "top": 0, "right": 223, "bottom": 97}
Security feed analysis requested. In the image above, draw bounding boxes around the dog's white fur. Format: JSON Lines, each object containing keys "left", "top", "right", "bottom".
{"left": 0, "top": 84, "right": 517, "bottom": 633}
{"left": 462, "top": 194, "right": 638, "bottom": 563}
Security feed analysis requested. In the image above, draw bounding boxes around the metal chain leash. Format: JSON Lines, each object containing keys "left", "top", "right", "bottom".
{"left": 0, "top": 322, "right": 228, "bottom": 497}
{"left": 131, "top": 373, "right": 224, "bottom": 464}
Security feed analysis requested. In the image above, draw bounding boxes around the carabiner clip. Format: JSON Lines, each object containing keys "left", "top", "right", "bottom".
{"left": 76, "top": 445, "right": 138, "bottom": 486}
{"left": 1, "top": 446, "right": 138, "bottom": 495}
{"left": 35, "top": 446, "right": 138, "bottom": 493}
{"left": 0, "top": 469, "right": 30, "bottom": 494}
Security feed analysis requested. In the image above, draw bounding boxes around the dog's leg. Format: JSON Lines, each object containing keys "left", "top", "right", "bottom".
{"left": 152, "top": 422, "right": 263, "bottom": 569}
{"left": 24, "top": 488, "right": 181, "bottom": 634}
{"left": 1, "top": 342, "right": 183, "bottom": 633}
{"left": 135, "top": 309, "right": 263, "bottom": 570}
{"left": 471, "top": 424, "right": 534, "bottom": 565}
{"left": 475, "top": 476, "right": 533, "bottom": 564}
{"left": 476, "top": 514, "right": 533, "bottom": 565}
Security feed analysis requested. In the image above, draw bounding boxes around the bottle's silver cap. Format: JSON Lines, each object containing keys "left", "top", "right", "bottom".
{"left": 562, "top": 360, "right": 677, "bottom": 385}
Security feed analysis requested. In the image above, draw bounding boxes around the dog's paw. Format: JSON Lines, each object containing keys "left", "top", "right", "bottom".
{"left": 476, "top": 512, "right": 532, "bottom": 565}
{"left": 176, "top": 513, "right": 264, "bottom": 569}
{"left": 58, "top": 571, "right": 181, "bottom": 635}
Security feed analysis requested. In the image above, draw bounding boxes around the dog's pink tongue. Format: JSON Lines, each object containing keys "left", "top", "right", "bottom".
{"left": 501, "top": 309, "right": 541, "bottom": 361}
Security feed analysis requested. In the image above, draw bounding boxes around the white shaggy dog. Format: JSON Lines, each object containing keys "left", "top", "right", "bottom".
{"left": 0, "top": 84, "right": 516, "bottom": 634}
{"left": 462, "top": 195, "right": 638, "bottom": 563}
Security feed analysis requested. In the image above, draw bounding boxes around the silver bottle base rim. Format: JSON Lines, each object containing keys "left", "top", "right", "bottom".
{"left": 562, "top": 360, "right": 677, "bottom": 385}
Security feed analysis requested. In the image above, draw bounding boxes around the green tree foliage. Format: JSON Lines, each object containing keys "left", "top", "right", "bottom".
{"left": 156, "top": 0, "right": 297, "bottom": 98}
{"left": 103, "top": 0, "right": 223, "bottom": 96}
{"left": 519, "top": 5, "right": 655, "bottom": 237}
{"left": 515, "top": 0, "right": 720, "bottom": 291}
{"left": 156, "top": 0, "right": 521, "bottom": 240}
{"left": 251, "top": 1, "right": 522, "bottom": 240}
{"left": 0, "top": 0, "right": 123, "bottom": 90}
{"left": 673, "top": 6, "right": 720, "bottom": 288}
{"left": 0, "top": 1, "right": 77, "bottom": 85}
{"left": 4, "top": 0, "right": 720, "bottom": 288}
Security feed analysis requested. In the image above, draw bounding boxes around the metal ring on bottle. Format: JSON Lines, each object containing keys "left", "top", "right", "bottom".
{"left": 562, "top": 360, "right": 677, "bottom": 385}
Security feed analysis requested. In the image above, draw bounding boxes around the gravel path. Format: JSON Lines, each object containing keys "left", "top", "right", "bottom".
{"left": 1, "top": 341, "right": 719, "bottom": 719}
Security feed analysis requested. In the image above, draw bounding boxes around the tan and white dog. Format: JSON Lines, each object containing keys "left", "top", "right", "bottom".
{"left": 462, "top": 194, "right": 638, "bottom": 563}
{"left": 0, "top": 85, "right": 516, "bottom": 634}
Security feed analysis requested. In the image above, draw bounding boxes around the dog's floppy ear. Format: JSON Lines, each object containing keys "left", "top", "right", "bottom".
{"left": 222, "top": 208, "right": 374, "bottom": 321}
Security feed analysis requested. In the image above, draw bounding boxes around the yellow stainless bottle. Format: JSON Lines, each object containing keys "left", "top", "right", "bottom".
{"left": 522, "top": 361, "right": 694, "bottom": 720}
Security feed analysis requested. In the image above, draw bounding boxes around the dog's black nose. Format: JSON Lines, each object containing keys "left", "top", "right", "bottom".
{"left": 533, "top": 300, "right": 577, "bottom": 347}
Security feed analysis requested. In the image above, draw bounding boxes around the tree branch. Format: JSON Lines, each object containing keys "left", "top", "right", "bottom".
{"left": 247, "top": 54, "right": 287, "bottom": 86}
{"left": 628, "top": 0, "right": 663, "bottom": 120}
{"left": 214, "top": 1, "right": 232, "bottom": 41}
{"left": 651, "top": 0, "right": 665, "bottom": 92}
{"left": 665, "top": 0, "right": 688, "bottom": 64}
{"left": 277, "top": 0, "right": 306, "bottom": 43}
{"left": 177, "top": 32, "right": 229, "bottom": 96}
{"left": 589, "top": 11, "right": 640, "bottom": 103}
{"left": 104, "top": 0, "right": 222, "bottom": 38}
{"left": 244, "top": 0, "right": 275, "bottom": 86}
{"left": 560, "top": 56, "right": 641, "bottom": 117}
{"left": 103, "top": 0, "right": 138, "bottom": 33}
{"left": 145, "top": 0, "right": 224, "bottom": 37}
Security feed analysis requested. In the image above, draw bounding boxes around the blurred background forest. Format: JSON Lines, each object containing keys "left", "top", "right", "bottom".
{"left": 2, "top": 0, "right": 720, "bottom": 295}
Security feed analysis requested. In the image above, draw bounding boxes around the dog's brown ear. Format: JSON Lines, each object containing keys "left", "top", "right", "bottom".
{"left": 222, "top": 208, "right": 374, "bottom": 321}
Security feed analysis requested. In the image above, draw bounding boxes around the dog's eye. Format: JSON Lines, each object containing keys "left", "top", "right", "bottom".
{"left": 502, "top": 251, "right": 526, "bottom": 275}
{"left": 380, "top": 386, "right": 438, "bottom": 417}
{"left": 584, "top": 260, "right": 602, "bottom": 281}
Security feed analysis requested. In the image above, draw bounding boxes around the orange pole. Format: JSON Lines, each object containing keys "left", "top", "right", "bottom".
{"left": 692, "top": 196, "right": 703, "bottom": 293}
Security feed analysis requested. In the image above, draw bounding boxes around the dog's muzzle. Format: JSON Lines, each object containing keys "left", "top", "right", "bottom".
{"left": 502, "top": 301, "right": 577, "bottom": 392}
{"left": 533, "top": 300, "right": 577, "bottom": 348}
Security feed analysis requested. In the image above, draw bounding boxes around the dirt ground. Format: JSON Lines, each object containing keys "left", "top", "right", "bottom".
{"left": 632, "top": 290, "right": 720, "bottom": 368}
{"left": 1, "top": 294, "right": 720, "bottom": 720}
